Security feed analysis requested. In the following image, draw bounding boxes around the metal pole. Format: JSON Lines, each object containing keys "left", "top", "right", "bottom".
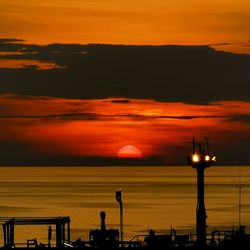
{"left": 239, "top": 184, "right": 242, "bottom": 229}
{"left": 116, "top": 190, "right": 124, "bottom": 247}
{"left": 48, "top": 226, "right": 52, "bottom": 248}
{"left": 120, "top": 201, "right": 123, "bottom": 246}
{"left": 3, "top": 225, "right": 6, "bottom": 247}
{"left": 238, "top": 168, "right": 242, "bottom": 230}
{"left": 67, "top": 221, "right": 70, "bottom": 243}
{"left": 196, "top": 167, "right": 207, "bottom": 249}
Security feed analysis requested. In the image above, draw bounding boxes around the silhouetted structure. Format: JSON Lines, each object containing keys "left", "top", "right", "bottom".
{"left": 144, "top": 230, "right": 172, "bottom": 250}
{"left": 0, "top": 217, "right": 70, "bottom": 248}
{"left": 116, "top": 190, "right": 124, "bottom": 247}
{"left": 1, "top": 208, "right": 250, "bottom": 249}
{"left": 89, "top": 211, "right": 119, "bottom": 249}
{"left": 187, "top": 137, "right": 216, "bottom": 249}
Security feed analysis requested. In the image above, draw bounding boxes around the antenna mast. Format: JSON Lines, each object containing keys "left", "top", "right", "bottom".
{"left": 238, "top": 168, "right": 242, "bottom": 229}
{"left": 187, "top": 137, "right": 216, "bottom": 249}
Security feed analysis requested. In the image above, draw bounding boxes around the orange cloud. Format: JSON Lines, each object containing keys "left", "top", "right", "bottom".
{"left": 0, "top": 59, "right": 65, "bottom": 70}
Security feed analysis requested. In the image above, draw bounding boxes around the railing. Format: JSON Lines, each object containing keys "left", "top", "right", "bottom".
{"left": 123, "top": 234, "right": 148, "bottom": 248}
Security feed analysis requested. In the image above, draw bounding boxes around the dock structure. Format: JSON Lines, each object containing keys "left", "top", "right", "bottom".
{"left": 0, "top": 217, "right": 70, "bottom": 248}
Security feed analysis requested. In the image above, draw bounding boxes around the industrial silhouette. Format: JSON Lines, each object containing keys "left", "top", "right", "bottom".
{"left": 186, "top": 137, "right": 216, "bottom": 249}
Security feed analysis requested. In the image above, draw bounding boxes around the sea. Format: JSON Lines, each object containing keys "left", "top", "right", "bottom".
{"left": 0, "top": 166, "right": 249, "bottom": 246}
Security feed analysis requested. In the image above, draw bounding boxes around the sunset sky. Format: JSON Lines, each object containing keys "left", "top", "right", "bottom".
{"left": 1, "top": 94, "right": 250, "bottom": 165}
{"left": 0, "top": 0, "right": 250, "bottom": 54}
{"left": 0, "top": 1, "right": 250, "bottom": 165}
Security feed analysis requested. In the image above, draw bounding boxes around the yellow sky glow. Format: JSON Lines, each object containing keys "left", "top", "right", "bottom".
{"left": 0, "top": 0, "right": 250, "bottom": 54}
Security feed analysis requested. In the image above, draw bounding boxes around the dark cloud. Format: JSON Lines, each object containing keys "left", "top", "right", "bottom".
{"left": 0, "top": 112, "right": 99, "bottom": 120}
{"left": 1, "top": 94, "right": 54, "bottom": 100}
{"left": 229, "top": 114, "right": 250, "bottom": 124}
{"left": 156, "top": 115, "right": 225, "bottom": 120}
{"left": 0, "top": 40, "right": 39, "bottom": 52}
{"left": 207, "top": 42, "right": 232, "bottom": 46}
{"left": 208, "top": 41, "right": 250, "bottom": 48}
{"left": 110, "top": 99, "right": 130, "bottom": 103}
{"left": 0, "top": 40, "right": 249, "bottom": 102}
{"left": 213, "top": 138, "right": 250, "bottom": 166}
{"left": 0, "top": 38, "right": 25, "bottom": 43}
{"left": 0, "top": 113, "right": 225, "bottom": 121}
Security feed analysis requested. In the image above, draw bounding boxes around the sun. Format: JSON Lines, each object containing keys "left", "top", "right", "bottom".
{"left": 117, "top": 145, "right": 142, "bottom": 158}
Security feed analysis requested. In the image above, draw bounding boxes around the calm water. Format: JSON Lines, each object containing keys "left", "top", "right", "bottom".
{"left": 0, "top": 166, "right": 249, "bottom": 245}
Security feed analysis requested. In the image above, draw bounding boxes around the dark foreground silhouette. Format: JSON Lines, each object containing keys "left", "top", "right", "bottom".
{"left": 0, "top": 213, "right": 249, "bottom": 250}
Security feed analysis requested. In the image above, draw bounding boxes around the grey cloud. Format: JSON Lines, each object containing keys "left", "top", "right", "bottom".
{"left": 0, "top": 113, "right": 226, "bottom": 121}
{"left": 229, "top": 114, "right": 250, "bottom": 124}
{"left": 207, "top": 43, "right": 233, "bottom": 46}
{"left": 110, "top": 99, "right": 130, "bottom": 103}
{"left": 0, "top": 40, "right": 249, "bottom": 102}
{"left": 0, "top": 38, "right": 25, "bottom": 43}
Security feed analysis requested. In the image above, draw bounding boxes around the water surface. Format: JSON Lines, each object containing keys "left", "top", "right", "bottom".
{"left": 0, "top": 166, "right": 249, "bottom": 245}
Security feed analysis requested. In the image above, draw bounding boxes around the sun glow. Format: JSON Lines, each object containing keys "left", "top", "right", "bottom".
{"left": 117, "top": 145, "right": 142, "bottom": 158}
{"left": 1, "top": 96, "right": 250, "bottom": 164}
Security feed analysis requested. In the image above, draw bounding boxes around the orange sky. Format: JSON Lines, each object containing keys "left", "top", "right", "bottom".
{"left": 1, "top": 95, "right": 250, "bottom": 165}
{"left": 0, "top": 0, "right": 250, "bottom": 54}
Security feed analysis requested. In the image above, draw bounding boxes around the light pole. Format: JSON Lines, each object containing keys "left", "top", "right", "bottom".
{"left": 187, "top": 137, "right": 216, "bottom": 249}
{"left": 116, "top": 189, "right": 123, "bottom": 247}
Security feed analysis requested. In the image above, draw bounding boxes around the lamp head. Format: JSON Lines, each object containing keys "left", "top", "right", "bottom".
{"left": 187, "top": 153, "right": 216, "bottom": 168}
{"left": 116, "top": 189, "right": 122, "bottom": 203}
{"left": 187, "top": 137, "right": 216, "bottom": 169}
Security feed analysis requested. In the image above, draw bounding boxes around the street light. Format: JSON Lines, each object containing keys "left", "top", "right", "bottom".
{"left": 187, "top": 137, "right": 216, "bottom": 249}
{"left": 116, "top": 189, "right": 123, "bottom": 247}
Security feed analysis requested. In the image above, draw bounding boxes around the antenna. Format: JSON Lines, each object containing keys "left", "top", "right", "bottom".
{"left": 238, "top": 167, "right": 242, "bottom": 229}
{"left": 193, "top": 136, "right": 195, "bottom": 154}
{"left": 116, "top": 189, "right": 123, "bottom": 247}
{"left": 231, "top": 167, "right": 250, "bottom": 230}
{"left": 204, "top": 137, "right": 209, "bottom": 154}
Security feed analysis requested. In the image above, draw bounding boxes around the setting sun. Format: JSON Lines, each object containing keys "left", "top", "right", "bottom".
{"left": 117, "top": 145, "right": 142, "bottom": 158}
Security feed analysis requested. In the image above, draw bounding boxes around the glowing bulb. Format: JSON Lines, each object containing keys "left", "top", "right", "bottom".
{"left": 192, "top": 154, "right": 199, "bottom": 162}
{"left": 205, "top": 155, "right": 210, "bottom": 161}
{"left": 212, "top": 156, "right": 216, "bottom": 161}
